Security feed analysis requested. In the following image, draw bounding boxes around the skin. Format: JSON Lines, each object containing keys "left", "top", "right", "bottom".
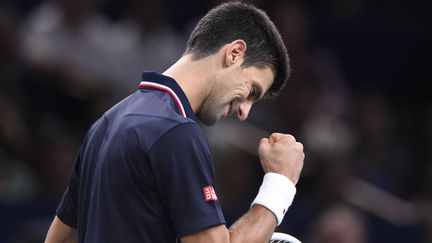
{"left": 45, "top": 216, "right": 77, "bottom": 243}
{"left": 45, "top": 40, "right": 304, "bottom": 243}
{"left": 163, "top": 40, "right": 273, "bottom": 125}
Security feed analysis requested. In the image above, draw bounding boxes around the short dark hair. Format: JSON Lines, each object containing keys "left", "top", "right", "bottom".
{"left": 185, "top": 1, "right": 290, "bottom": 98}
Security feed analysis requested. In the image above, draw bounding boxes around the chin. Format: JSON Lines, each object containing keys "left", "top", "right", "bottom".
{"left": 197, "top": 114, "right": 218, "bottom": 126}
{"left": 197, "top": 112, "right": 225, "bottom": 126}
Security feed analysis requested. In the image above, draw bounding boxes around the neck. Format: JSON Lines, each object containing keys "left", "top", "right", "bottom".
{"left": 163, "top": 54, "right": 218, "bottom": 113}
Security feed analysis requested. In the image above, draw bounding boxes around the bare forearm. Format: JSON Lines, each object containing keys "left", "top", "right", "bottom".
{"left": 181, "top": 205, "right": 276, "bottom": 243}
{"left": 182, "top": 133, "right": 304, "bottom": 243}
{"left": 228, "top": 205, "right": 277, "bottom": 243}
{"left": 45, "top": 216, "right": 77, "bottom": 243}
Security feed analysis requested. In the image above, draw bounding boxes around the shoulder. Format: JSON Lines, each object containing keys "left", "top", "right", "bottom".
{"left": 107, "top": 91, "right": 203, "bottom": 150}
{"left": 149, "top": 122, "right": 207, "bottom": 151}
{"left": 147, "top": 122, "right": 211, "bottom": 162}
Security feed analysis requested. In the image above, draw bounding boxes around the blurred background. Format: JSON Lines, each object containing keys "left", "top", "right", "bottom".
{"left": 0, "top": 0, "right": 431, "bottom": 242}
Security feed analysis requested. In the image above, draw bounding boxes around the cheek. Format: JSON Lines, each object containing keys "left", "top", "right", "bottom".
{"left": 214, "top": 72, "right": 246, "bottom": 101}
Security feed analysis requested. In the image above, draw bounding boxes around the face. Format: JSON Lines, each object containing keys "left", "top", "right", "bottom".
{"left": 197, "top": 63, "right": 274, "bottom": 125}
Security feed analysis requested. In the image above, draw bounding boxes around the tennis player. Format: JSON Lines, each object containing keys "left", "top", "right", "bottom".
{"left": 45, "top": 2, "right": 304, "bottom": 243}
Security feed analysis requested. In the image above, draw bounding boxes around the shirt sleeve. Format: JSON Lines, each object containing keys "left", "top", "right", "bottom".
{"left": 148, "top": 122, "right": 225, "bottom": 237}
{"left": 56, "top": 148, "right": 81, "bottom": 228}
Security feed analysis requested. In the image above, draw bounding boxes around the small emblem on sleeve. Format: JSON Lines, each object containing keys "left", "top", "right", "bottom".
{"left": 203, "top": 186, "right": 218, "bottom": 201}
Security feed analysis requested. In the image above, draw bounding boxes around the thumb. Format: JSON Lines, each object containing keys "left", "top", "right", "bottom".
{"left": 269, "top": 133, "right": 284, "bottom": 144}
{"left": 258, "top": 138, "right": 270, "bottom": 154}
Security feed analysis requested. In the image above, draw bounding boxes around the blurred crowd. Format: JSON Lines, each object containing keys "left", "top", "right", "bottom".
{"left": 0, "top": 0, "right": 431, "bottom": 242}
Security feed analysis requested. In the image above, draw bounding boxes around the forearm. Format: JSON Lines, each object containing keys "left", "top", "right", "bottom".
{"left": 229, "top": 205, "right": 277, "bottom": 243}
{"left": 182, "top": 133, "right": 304, "bottom": 243}
{"left": 228, "top": 172, "right": 298, "bottom": 242}
{"left": 182, "top": 173, "right": 297, "bottom": 243}
{"left": 45, "top": 216, "right": 77, "bottom": 243}
{"left": 181, "top": 205, "right": 276, "bottom": 243}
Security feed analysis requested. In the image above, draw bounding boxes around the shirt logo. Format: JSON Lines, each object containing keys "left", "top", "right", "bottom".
{"left": 203, "top": 186, "right": 218, "bottom": 201}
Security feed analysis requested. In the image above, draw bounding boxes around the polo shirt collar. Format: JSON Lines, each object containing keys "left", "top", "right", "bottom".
{"left": 139, "top": 71, "right": 198, "bottom": 122}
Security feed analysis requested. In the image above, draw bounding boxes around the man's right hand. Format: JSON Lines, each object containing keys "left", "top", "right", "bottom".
{"left": 182, "top": 133, "right": 305, "bottom": 243}
{"left": 258, "top": 133, "right": 304, "bottom": 184}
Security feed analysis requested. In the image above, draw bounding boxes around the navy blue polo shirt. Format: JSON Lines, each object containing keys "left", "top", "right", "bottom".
{"left": 56, "top": 72, "right": 225, "bottom": 242}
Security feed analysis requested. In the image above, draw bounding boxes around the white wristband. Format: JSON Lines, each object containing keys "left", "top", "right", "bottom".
{"left": 251, "top": 173, "right": 297, "bottom": 225}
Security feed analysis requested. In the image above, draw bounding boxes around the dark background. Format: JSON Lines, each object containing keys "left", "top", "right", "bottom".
{"left": 0, "top": 0, "right": 431, "bottom": 242}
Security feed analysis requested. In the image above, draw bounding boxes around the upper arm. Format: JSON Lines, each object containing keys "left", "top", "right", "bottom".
{"left": 148, "top": 122, "right": 225, "bottom": 236}
{"left": 180, "top": 224, "right": 229, "bottom": 243}
{"left": 45, "top": 216, "right": 77, "bottom": 243}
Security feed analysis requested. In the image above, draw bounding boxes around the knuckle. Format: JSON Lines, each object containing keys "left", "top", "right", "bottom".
{"left": 285, "top": 134, "right": 296, "bottom": 142}
{"left": 270, "top": 133, "right": 280, "bottom": 140}
{"left": 296, "top": 142, "right": 304, "bottom": 150}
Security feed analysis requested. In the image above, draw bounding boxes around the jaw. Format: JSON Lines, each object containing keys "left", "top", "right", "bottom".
{"left": 197, "top": 101, "right": 232, "bottom": 126}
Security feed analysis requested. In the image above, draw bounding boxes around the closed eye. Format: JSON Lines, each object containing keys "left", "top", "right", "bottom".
{"left": 249, "top": 85, "right": 263, "bottom": 102}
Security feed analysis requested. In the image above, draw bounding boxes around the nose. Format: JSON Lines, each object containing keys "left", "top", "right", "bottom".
{"left": 236, "top": 101, "right": 253, "bottom": 121}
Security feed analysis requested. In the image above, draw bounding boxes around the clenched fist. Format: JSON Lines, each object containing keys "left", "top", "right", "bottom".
{"left": 258, "top": 133, "right": 304, "bottom": 184}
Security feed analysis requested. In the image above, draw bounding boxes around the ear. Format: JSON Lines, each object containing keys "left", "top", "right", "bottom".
{"left": 224, "top": 39, "right": 247, "bottom": 67}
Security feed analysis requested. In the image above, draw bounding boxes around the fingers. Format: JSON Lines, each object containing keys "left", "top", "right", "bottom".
{"left": 258, "top": 132, "right": 305, "bottom": 183}
{"left": 269, "top": 133, "right": 295, "bottom": 143}
{"left": 295, "top": 142, "right": 305, "bottom": 162}
{"left": 296, "top": 141, "right": 303, "bottom": 149}
{"left": 258, "top": 138, "right": 270, "bottom": 155}
{"left": 260, "top": 137, "right": 269, "bottom": 145}
{"left": 269, "top": 133, "right": 283, "bottom": 144}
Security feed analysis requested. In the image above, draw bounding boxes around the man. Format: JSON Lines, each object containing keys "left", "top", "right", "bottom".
{"left": 45, "top": 2, "right": 304, "bottom": 243}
